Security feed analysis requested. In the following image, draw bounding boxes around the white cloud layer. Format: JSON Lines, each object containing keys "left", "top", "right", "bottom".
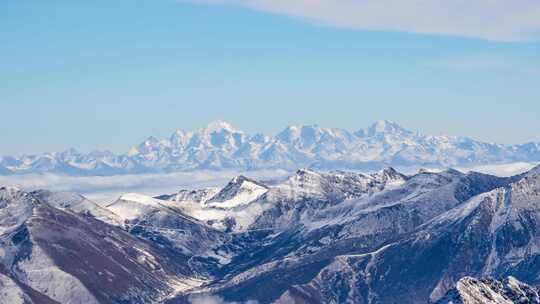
{"left": 1, "top": 163, "right": 535, "bottom": 205}
{"left": 0, "top": 170, "right": 289, "bottom": 205}
{"left": 187, "top": 0, "right": 540, "bottom": 41}
{"left": 457, "top": 162, "right": 539, "bottom": 177}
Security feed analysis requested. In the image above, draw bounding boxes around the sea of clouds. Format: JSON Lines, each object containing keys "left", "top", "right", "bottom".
{"left": 0, "top": 169, "right": 289, "bottom": 205}
{"left": 0, "top": 163, "right": 537, "bottom": 205}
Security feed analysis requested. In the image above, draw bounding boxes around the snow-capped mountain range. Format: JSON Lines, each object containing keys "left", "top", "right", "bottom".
{"left": 2, "top": 120, "right": 540, "bottom": 175}
{"left": 3, "top": 164, "right": 540, "bottom": 303}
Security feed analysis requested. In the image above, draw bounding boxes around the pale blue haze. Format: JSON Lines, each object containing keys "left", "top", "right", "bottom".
{"left": 1, "top": 0, "right": 540, "bottom": 155}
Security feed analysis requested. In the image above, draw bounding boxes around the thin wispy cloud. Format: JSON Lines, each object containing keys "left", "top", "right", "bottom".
{"left": 184, "top": 0, "right": 540, "bottom": 41}
{"left": 425, "top": 54, "right": 520, "bottom": 71}
{"left": 423, "top": 53, "right": 540, "bottom": 75}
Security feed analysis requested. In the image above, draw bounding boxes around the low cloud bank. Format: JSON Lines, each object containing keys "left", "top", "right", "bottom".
{"left": 0, "top": 170, "right": 289, "bottom": 204}
{"left": 0, "top": 163, "right": 536, "bottom": 204}
{"left": 457, "top": 162, "right": 539, "bottom": 177}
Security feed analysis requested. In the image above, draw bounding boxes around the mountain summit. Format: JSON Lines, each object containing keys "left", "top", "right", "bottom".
{"left": 203, "top": 120, "right": 240, "bottom": 133}
{"left": 361, "top": 119, "right": 413, "bottom": 137}
{"left": 1, "top": 121, "right": 539, "bottom": 175}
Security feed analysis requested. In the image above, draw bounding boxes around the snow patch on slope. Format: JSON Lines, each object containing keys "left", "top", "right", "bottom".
{"left": 457, "top": 162, "right": 539, "bottom": 177}
{"left": 107, "top": 193, "right": 166, "bottom": 221}
{"left": 0, "top": 274, "right": 27, "bottom": 304}
{"left": 17, "top": 245, "right": 99, "bottom": 304}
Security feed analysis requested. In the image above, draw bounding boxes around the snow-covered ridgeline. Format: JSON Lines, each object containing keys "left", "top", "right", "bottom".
{"left": 2, "top": 120, "right": 540, "bottom": 175}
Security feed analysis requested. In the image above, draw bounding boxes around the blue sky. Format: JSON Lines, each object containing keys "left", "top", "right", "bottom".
{"left": 2, "top": 0, "right": 540, "bottom": 155}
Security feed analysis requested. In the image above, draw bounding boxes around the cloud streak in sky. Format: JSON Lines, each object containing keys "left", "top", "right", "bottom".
{"left": 186, "top": 0, "right": 540, "bottom": 41}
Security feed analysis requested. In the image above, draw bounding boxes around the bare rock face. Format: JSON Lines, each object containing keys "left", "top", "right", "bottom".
{"left": 436, "top": 276, "right": 540, "bottom": 304}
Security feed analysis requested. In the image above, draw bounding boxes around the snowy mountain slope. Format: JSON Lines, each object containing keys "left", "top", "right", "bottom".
{"left": 158, "top": 190, "right": 272, "bottom": 233}
{"left": 0, "top": 187, "right": 198, "bottom": 304}
{"left": 31, "top": 190, "right": 122, "bottom": 225}
{"left": 232, "top": 168, "right": 509, "bottom": 252}
{"left": 0, "top": 272, "right": 28, "bottom": 304}
{"left": 204, "top": 176, "right": 268, "bottom": 208}
{"left": 156, "top": 168, "right": 408, "bottom": 234}
{"left": 156, "top": 188, "right": 220, "bottom": 204}
{"left": 106, "top": 193, "right": 229, "bottom": 256}
{"left": 436, "top": 276, "right": 540, "bottom": 304}
{"left": 2, "top": 120, "right": 540, "bottom": 176}
{"left": 185, "top": 170, "right": 514, "bottom": 303}
{"left": 255, "top": 166, "right": 540, "bottom": 304}
{"left": 140, "top": 167, "right": 511, "bottom": 303}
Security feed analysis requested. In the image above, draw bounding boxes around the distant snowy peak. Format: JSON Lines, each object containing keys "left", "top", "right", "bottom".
{"left": 436, "top": 276, "right": 540, "bottom": 304}
{"left": 358, "top": 119, "right": 414, "bottom": 137}
{"left": 2, "top": 120, "right": 540, "bottom": 175}
{"left": 372, "top": 166, "right": 409, "bottom": 184}
{"left": 276, "top": 124, "right": 354, "bottom": 146}
{"left": 203, "top": 120, "right": 240, "bottom": 134}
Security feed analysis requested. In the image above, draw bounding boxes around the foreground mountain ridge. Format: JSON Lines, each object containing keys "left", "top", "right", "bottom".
{"left": 2, "top": 120, "right": 540, "bottom": 175}
{"left": 0, "top": 187, "right": 202, "bottom": 304}
{"left": 2, "top": 165, "right": 540, "bottom": 303}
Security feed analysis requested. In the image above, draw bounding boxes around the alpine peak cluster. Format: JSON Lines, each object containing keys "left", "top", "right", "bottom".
{"left": 1, "top": 120, "right": 540, "bottom": 175}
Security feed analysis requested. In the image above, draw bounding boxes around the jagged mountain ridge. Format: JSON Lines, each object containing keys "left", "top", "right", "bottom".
{"left": 185, "top": 169, "right": 519, "bottom": 303}
{"left": 2, "top": 120, "right": 540, "bottom": 175}
{"left": 254, "top": 166, "right": 540, "bottom": 304}
{"left": 3, "top": 166, "right": 540, "bottom": 303}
